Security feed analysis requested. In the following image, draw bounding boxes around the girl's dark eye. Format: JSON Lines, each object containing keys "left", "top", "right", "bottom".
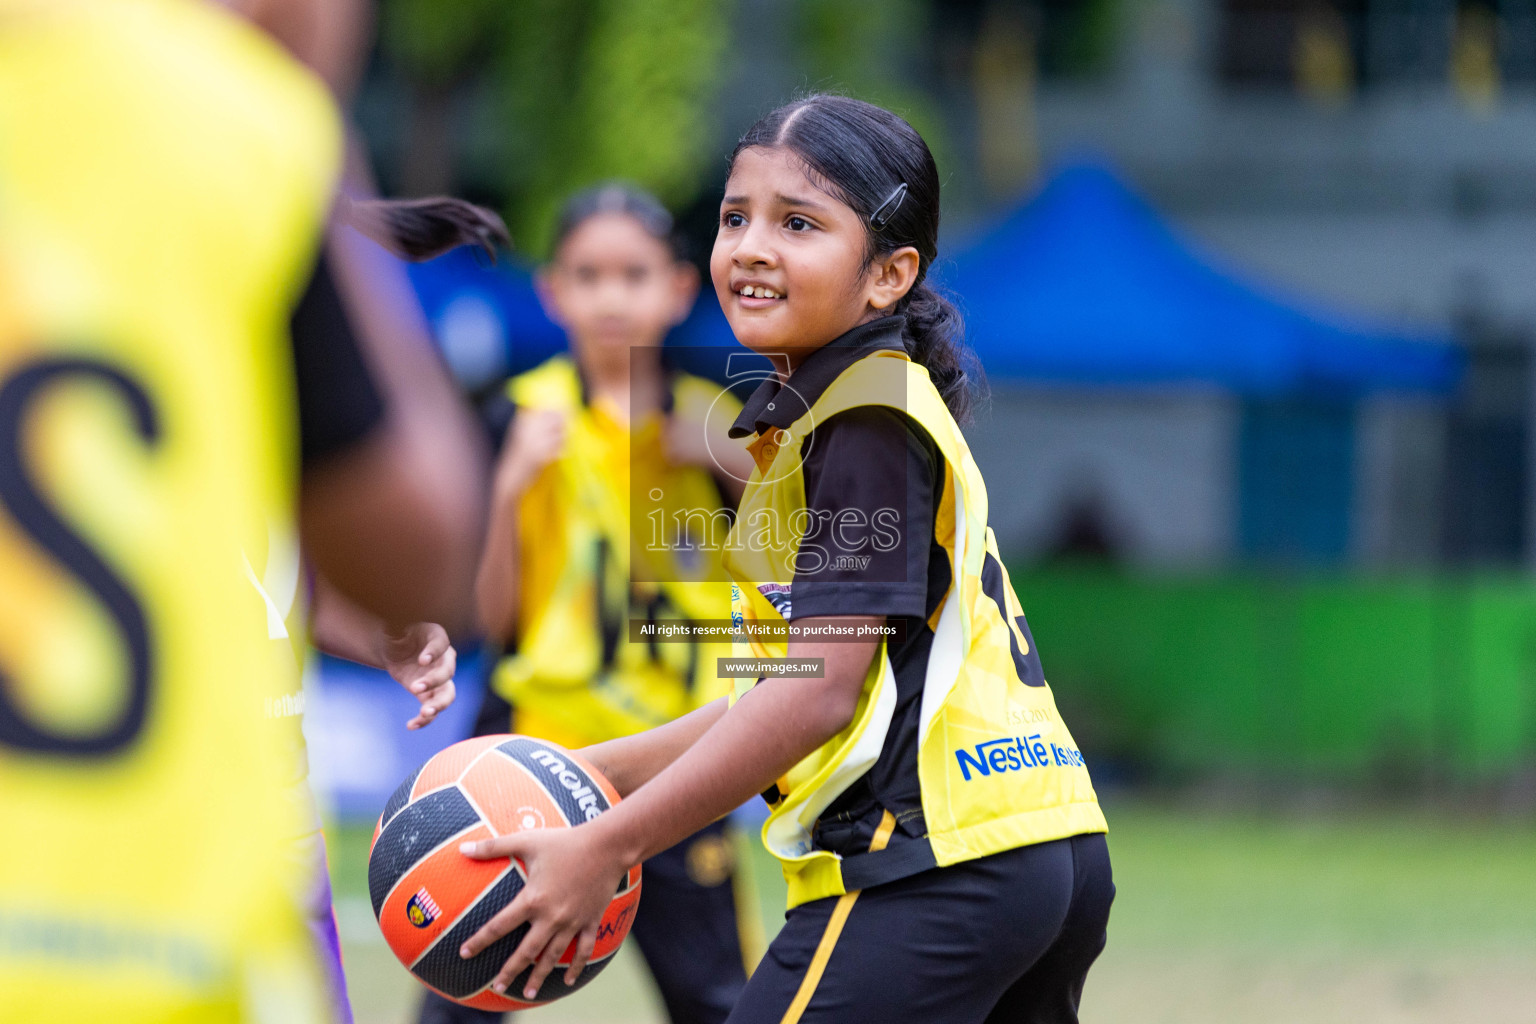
{"left": 723, "top": 212, "right": 746, "bottom": 228}
{"left": 786, "top": 216, "right": 811, "bottom": 232}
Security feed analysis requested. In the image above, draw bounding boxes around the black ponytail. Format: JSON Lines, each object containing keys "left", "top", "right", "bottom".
{"left": 341, "top": 196, "right": 510, "bottom": 263}
{"left": 731, "top": 94, "right": 981, "bottom": 423}
{"left": 903, "top": 279, "right": 981, "bottom": 422}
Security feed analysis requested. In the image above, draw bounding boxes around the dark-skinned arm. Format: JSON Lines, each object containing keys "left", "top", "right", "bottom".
{"left": 457, "top": 616, "right": 883, "bottom": 1001}
{"left": 579, "top": 697, "right": 729, "bottom": 799}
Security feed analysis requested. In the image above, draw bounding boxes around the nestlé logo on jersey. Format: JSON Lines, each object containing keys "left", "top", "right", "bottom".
{"left": 527, "top": 748, "right": 605, "bottom": 822}
{"left": 954, "top": 734, "right": 1086, "bottom": 781}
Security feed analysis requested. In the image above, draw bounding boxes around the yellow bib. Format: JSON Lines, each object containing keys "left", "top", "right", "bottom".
{"left": 0, "top": 1, "right": 340, "bottom": 1020}
{"left": 492, "top": 357, "right": 735, "bottom": 747}
{"left": 724, "top": 351, "right": 1107, "bottom": 908}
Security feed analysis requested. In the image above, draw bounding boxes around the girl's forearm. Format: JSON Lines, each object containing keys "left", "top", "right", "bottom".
{"left": 308, "top": 574, "right": 387, "bottom": 668}
{"left": 474, "top": 478, "right": 524, "bottom": 642}
{"left": 580, "top": 698, "right": 729, "bottom": 797}
{"left": 588, "top": 633, "right": 875, "bottom": 867}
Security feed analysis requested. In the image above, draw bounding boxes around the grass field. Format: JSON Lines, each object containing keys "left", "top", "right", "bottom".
{"left": 328, "top": 797, "right": 1536, "bottom": 1023}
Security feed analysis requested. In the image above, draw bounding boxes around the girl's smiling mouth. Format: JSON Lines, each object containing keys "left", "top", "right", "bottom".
{"left": 732, "top": 279, "right": 785, "bottom": 308}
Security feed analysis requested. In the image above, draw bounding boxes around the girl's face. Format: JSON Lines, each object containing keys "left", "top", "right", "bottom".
{"left": 711, "top": 146, "right": 917, "bottom": 367}
{"left": 540, "top": 212, "right": 697, "bottom": 358}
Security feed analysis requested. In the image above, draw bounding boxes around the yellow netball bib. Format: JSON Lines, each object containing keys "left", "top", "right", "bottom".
{"left": 0, "top": 1, "right": 340, "bottom": 1020}
{"left": 492, "top": 356, "right": 734, "bottom": 747}
{"left": 724, "top": 351, "right": 1107, "bottom": 908}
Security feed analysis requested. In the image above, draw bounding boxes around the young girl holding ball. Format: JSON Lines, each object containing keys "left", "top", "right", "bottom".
{"left": 458, "top": 95, "right": 1114, "bottom": 1024}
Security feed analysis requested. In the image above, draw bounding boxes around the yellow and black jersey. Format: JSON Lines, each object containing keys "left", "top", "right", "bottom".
{"left": 722, "top": 316, "right": 1107, "bottom": 909}
{"left": 0, "top": 1, "right": 342, "bottom": 1020}
{"left": 488, "top": 356, "right": 738, "bottom": 749}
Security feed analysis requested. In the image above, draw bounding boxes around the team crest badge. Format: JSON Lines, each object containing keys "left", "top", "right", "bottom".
{"left": 405, "top": 887, "right": 441, "bottom": 929}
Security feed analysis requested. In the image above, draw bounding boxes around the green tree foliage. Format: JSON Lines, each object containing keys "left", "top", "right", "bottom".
{"left": 379, "top": 0, "right": 728, "bottom": 258}
{"left": 379, "top": 0, "right": 507, "bottom": 86}
{"left": 789, "top": 0, "right": 951, "bottom": 180}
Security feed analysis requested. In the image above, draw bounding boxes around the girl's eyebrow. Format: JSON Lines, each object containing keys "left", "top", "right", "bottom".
{"left": 720, "top": 192, "right": 830, "bottom": 212}
{"left": 777, "top": 192, "right": 828, "bottom": 211}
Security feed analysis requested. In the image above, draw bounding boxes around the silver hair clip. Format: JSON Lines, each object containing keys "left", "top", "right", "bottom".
{"left": 869, "top": 182, "right": 908, "bottom": 230}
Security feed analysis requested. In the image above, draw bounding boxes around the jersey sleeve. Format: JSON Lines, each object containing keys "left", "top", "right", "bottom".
{"left": 289, "top": 253, "right": 386, "bottom": 466}
{"left": 789, "top": 405, "right": 938, "bottom": 621}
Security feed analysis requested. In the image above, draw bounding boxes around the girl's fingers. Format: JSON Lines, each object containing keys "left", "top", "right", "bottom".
{"left": 411, "top": 648, "right": 456, "bottom": 694}
{"left": 413, "top": 683, "right": 455, "bottom": 726}
{"left": 413, "top": 667, "right": 450, "bottom": 694}
{"left": 564, "top": 925, "right": 597, "bottom": 986}
{"left": 520, "top": 930, "right": 573, "bottom": 1001}
{"left": 488, "top": 922, "right": 552, "bottom": 996}
{"left": 405, "top": 694, "right": 439, "bottom": 728}
{"left": 426, "top": 648, "right": 456, "bottom": 689}
{"left": 458, "top": 884, "right": 530, "bottom": 959}
{"left": 417, "top": 631, "right": 450, "bottom": 664}
{"left": 460, "top": 835, "right": 518, "bottom": 861}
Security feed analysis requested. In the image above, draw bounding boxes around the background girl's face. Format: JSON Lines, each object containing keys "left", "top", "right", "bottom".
{"left": 540, "top": 212, "right": 697, "bottom": 358}
{"left": 710, "top": 146, "right": 881, "bottom": 362}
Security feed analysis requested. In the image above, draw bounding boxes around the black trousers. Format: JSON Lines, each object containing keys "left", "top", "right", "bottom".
{"left": 724, "top": 833, "right": 1114, "bottom": 1024}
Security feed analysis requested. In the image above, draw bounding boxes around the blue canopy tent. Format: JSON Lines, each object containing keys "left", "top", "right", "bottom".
{"left": 940, "top": 163, "right": 1464, "bottom": 564}
{"left": 939, "top": 162, "right": 1460, "bottom": 395}
{"left": 406, "top": 249, "right": 563, "bottom": 388}
{"left": 407, "top": 247, "right": 749, "bottom": 388}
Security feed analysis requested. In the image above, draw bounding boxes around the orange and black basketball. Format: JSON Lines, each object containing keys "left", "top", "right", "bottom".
{"left": 368, "top": 734, "right": 641, "bottom": 1011}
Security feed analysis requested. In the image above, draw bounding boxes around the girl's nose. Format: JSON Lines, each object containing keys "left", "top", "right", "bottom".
{"left": 732, "top": 223, "right": 776, "bottom": 268}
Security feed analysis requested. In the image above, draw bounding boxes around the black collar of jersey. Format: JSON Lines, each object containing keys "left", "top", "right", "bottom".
{"left": 727, "top": 315, "right": 907, "bottom": 439}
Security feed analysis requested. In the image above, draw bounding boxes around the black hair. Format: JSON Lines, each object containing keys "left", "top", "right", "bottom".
{"left": 551, "top": 182, "right": 686, "bottom": 262}
{"left": 731, "top": 94, "right": 980, "bottom": 422}
{"left": 342, "top": 196, "right": 509, "bottom": 263}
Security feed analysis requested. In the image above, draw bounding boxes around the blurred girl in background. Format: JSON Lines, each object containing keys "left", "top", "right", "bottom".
{"left": 416, "top": 184, "right": 757, "bottom": 1024}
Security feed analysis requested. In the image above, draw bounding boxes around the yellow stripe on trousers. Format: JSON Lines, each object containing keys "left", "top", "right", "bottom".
{"left": 777, "top": 810, "right": 898, "bottom": 1024}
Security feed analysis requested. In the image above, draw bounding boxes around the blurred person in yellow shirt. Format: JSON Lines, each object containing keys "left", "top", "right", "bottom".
{"left": 0, "top": 1, "right": 493, "bottom": 1021}
{"left": 416, "top": 184, "right": 759, "bottom": 1024}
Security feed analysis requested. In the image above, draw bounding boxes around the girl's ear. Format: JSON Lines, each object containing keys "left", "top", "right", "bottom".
{"left": 668, "top": 261, "right": 701, "bottom": 327}
{"left": 533, "top": 267, "right": 568, "bottom": 328}
{"left": 865, "top": 246, "right": 921, "bottom": 313}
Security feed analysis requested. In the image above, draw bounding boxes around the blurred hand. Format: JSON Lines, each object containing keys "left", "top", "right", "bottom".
{"left": 662, "top": 412, "right": 713, "bottom": 469}
{"left": 664, "top": 411, "right": 751, "bottom": 500}
{"left": 379, "top": 622, "right": 456, "bottom": 730}
{"left": 456, "top": 826, "right": 628, "bottom": 1000}
{"left": 496, "top": 409, "right": 567, "bottom": 496}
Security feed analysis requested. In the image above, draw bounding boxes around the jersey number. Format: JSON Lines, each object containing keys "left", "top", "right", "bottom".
{"left": 0, "top": 357, "right": 160, "bottom": 756}
{"left": 980, "top": 550, "right": 1044, "bottom": 687}
{"left": 594, "top": 537, "right": 700, "bottom": 688}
